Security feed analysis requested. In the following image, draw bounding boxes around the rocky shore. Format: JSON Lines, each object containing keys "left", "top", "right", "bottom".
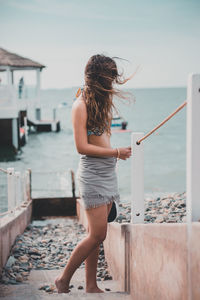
{"left": 116, "top": 192, "right": 186, "bottom": 223}
{"left": 0, "top": 218, "right": 111, "bottom": 293}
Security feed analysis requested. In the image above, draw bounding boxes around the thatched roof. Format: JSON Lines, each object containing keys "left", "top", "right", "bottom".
{"left": 0, "top": 48, "right": 45, "bottom": 70}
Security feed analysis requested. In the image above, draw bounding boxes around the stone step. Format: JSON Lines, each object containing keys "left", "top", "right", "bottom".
{"left": 0, "top": 268, "right": 131, "bottom": 300}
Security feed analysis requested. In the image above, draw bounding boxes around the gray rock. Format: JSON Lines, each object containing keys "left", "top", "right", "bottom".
{"left": 39, "top": 284, "right": 49, "bottom": 290}
{"left": 5, "top": 256, "right": 16, "bottom": 269}
{"left": 144, "top": 215, "right": 152, "bottom": 221}
{"left": 4, "top": 276, "right": 17, "bottom": 284}
{"left": 16, "top": 275, "right": 23, "bottom": 282}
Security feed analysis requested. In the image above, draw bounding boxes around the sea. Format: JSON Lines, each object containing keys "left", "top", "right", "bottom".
{"left": 0, "top": 86, "right": 186, "bottom": 212}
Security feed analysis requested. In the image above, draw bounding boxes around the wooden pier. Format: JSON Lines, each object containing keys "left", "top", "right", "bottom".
{"left": 0, "top": 47, "right": 61, "bottom": 152}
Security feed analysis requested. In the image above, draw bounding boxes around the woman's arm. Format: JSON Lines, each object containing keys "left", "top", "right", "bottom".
{"left": 72, "top": 100, "right": 117, "bottom": 157}
{"left": 71, "top": 100, "right": 132, "bottom": 159}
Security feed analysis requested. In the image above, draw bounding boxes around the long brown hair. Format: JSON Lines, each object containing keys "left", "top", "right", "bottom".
{"left": 83, "top": 54, "right": 132, "bottom": 135}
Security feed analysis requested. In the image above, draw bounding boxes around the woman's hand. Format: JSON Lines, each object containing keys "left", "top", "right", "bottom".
{"left": 117, "top": 147, "right": 132, "bottom": 160}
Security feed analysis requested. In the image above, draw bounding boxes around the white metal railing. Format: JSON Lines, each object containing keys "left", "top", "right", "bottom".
{"left": 186, "top": 73, "right": 200, "bottom": 222}
{"left": 0, "top": 167, "right": 31, "bottom": 218}
{"left": 131, "top": 73, "right": 200, "bottom": 224}
{"left": 131, "top": 133, "right": 144, "bottom": 223}
{"left": 0, "top": 85, "right": 39, "bottom": 113}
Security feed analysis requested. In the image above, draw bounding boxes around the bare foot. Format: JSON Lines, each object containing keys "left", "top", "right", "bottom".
{"left": 86, "top": 286, "right": 104, "bottom": 293}
{"left": 55, "top": 276, "right": 70, "bottom": 293}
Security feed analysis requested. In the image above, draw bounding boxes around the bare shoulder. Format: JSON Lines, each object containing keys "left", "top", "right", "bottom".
{"left": 72, "top": 95, "right": 87, "bottom": 123}
{"left": 72, "top": 95, "right": 86, "bottom": 113}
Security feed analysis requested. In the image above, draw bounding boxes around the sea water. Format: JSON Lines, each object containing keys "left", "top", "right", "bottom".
{"left": 0, "top": 86, "right": 186, "bottom": 210}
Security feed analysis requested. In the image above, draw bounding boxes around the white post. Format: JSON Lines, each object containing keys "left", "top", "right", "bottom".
{"left": 24, "top": 170, "right": 30, "bottom": 202}
{"left": 15, "top": 171, "right": 21, "bottom": 207}
{"left": 36, "top": 69, "right": 41, "bottom": 97}
{"left": 7, "top": 67, "right": 16, "bottom": 105}
{"left": 131, "top": 132, "right": 144, "bottom": 223}
{"left": 51, "top": 121, "right": 57, "bottom": 132}
{"left": 186, "top": 73, "right": 200, "bottom": 222}
{"left": 7, "top": 168, "right": 15, "bottom": 212}
{"left": 53, "top": 108, "right": 56, "bottom": 120}
{"left": 35, "top": 69, "right": 41, "bottom": 110}
{"left": 27, "top": 169, "right": 32, "bottom": 201}
{"left": 7, "top": 67, "right": 12, "bottom": 87}
{"left": 11, "top": 70, "right": 14, "bottom": 85}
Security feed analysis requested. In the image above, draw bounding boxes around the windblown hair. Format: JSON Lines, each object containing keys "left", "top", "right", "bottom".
{"left": 83, "top": 54, "right": 130, "bottom": 135}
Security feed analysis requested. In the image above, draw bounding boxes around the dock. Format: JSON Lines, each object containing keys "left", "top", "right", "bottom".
{"left": 0, "top": 47, "right": 61, "bottom": 152}
{"left": 27, "top": 118, "right": 60, "bottom": 133}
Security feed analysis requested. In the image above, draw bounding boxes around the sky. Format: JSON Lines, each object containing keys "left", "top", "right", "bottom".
{"left": 0, "top": 0, "right": 200, "bottom": 89}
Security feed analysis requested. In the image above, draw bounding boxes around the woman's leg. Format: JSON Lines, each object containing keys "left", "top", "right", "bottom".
{"left": 85, "top": 246, "right": 101, "bottom": 292}
{"left": 55, "top": 204, "right": 109, "bottom": 293}
{"left": 85, "top": 202, "right": 113, "bottom": 293}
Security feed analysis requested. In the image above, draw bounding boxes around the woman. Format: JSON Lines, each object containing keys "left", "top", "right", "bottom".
{"left": 55, "top": 54, "right": 132, "bottom": 293}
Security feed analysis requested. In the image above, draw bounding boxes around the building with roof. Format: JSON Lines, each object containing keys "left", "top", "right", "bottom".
{"left": 0, "top": 48, "right": 60, "bottom": 152}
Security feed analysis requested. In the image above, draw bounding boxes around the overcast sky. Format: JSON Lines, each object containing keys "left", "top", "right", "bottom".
{"left": 0, "top": 0, "right": 200, "bottom": 89}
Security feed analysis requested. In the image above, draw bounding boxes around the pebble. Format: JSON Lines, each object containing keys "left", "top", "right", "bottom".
{"left": 16, "top": 275, "right": 23, "bottom": 282}
{"left": 5, "top": 256, "right": 16, "bottom": 269}
{"left": 1, "top": 192, "right": 186, "bottom": 289}
{"left": 0, "top": 218, "right": 111, "bottom": 291}
{"left": 78, "top": 285, "right": 84, "bottom": 290}
{"left": 116, "top": 192, "right": 186, "bottom": 224}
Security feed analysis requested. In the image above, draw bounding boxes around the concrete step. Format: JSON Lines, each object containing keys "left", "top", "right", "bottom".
{"left": 0, "top": 268, "right": 131, "bottom": 300}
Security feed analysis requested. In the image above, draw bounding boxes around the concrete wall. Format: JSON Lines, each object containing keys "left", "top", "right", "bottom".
{"left": 103, "top": 222, "right": 127, "bottom": 291}
{"left": 0, "top": 201, "right": 32, "bottom": 277}
{"left": 32, "top": 197, "right": 76, "bottom": 218}
{"left": 77, "top": 198, "right": 200, "bottom": 300}
{"left": 191, "top": 223, "right": 200, "bottom": 299}
{"left": 126, "top": 223, "right": 188, "bottom": 300}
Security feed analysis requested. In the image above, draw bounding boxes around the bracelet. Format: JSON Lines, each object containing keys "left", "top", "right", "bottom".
{"left": 116, "top": 148, "right": 120, "bottom": 159}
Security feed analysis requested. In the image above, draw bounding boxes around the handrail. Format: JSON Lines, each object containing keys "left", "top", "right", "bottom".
{"left": 0, "top": 168, "right": 31, "bottom": 219}
{"left": 0, "top": 167, "right": 11, "bottom": 174}
{"left": 136, "top": 101, "right": 187, "bottom": 145}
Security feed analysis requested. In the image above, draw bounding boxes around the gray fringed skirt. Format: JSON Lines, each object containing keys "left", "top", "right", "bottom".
{"left": 77, "top": 155, "right": 120, "bottom": 209}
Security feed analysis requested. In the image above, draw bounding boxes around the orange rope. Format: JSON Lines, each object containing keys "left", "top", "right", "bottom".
{"left": 136, "top": 101, "right": 187, "bottom": 145}
{"left": 0, "top": 167, "right": 9, "bottom": 174}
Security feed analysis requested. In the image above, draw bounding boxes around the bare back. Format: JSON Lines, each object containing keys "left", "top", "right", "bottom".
{"left": 73, "top": 95, "right": 111, "bottom": 150}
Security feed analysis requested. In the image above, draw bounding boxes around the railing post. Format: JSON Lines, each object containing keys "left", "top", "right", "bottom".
{"left": 53, "top": 108, "right": 56, "bottom": 120}
{"left": 70, "top": 169, "right": 76, "bottom": 198}
{"left": 24, "top": 116, "right": 28, "bottom": 143}
{"left": 15, "top": 171, "right": 21, "bottom": 207}
{"left": 35, "top": 107, "right": 41, "bottom": 121}
{"left": 27, "top": 168, "right": 32, "bottom": 201}
{"left": 186, "top": 74, "right": 200, "bottom": 222}
{"left": 21, "top": 172, "right": 26, "bottom": 202}
{"left": 7, "top": 168, "right": 15, "bottom": 212}
{"left": 131, "top": 132, "right": 144, "bottom": 223}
